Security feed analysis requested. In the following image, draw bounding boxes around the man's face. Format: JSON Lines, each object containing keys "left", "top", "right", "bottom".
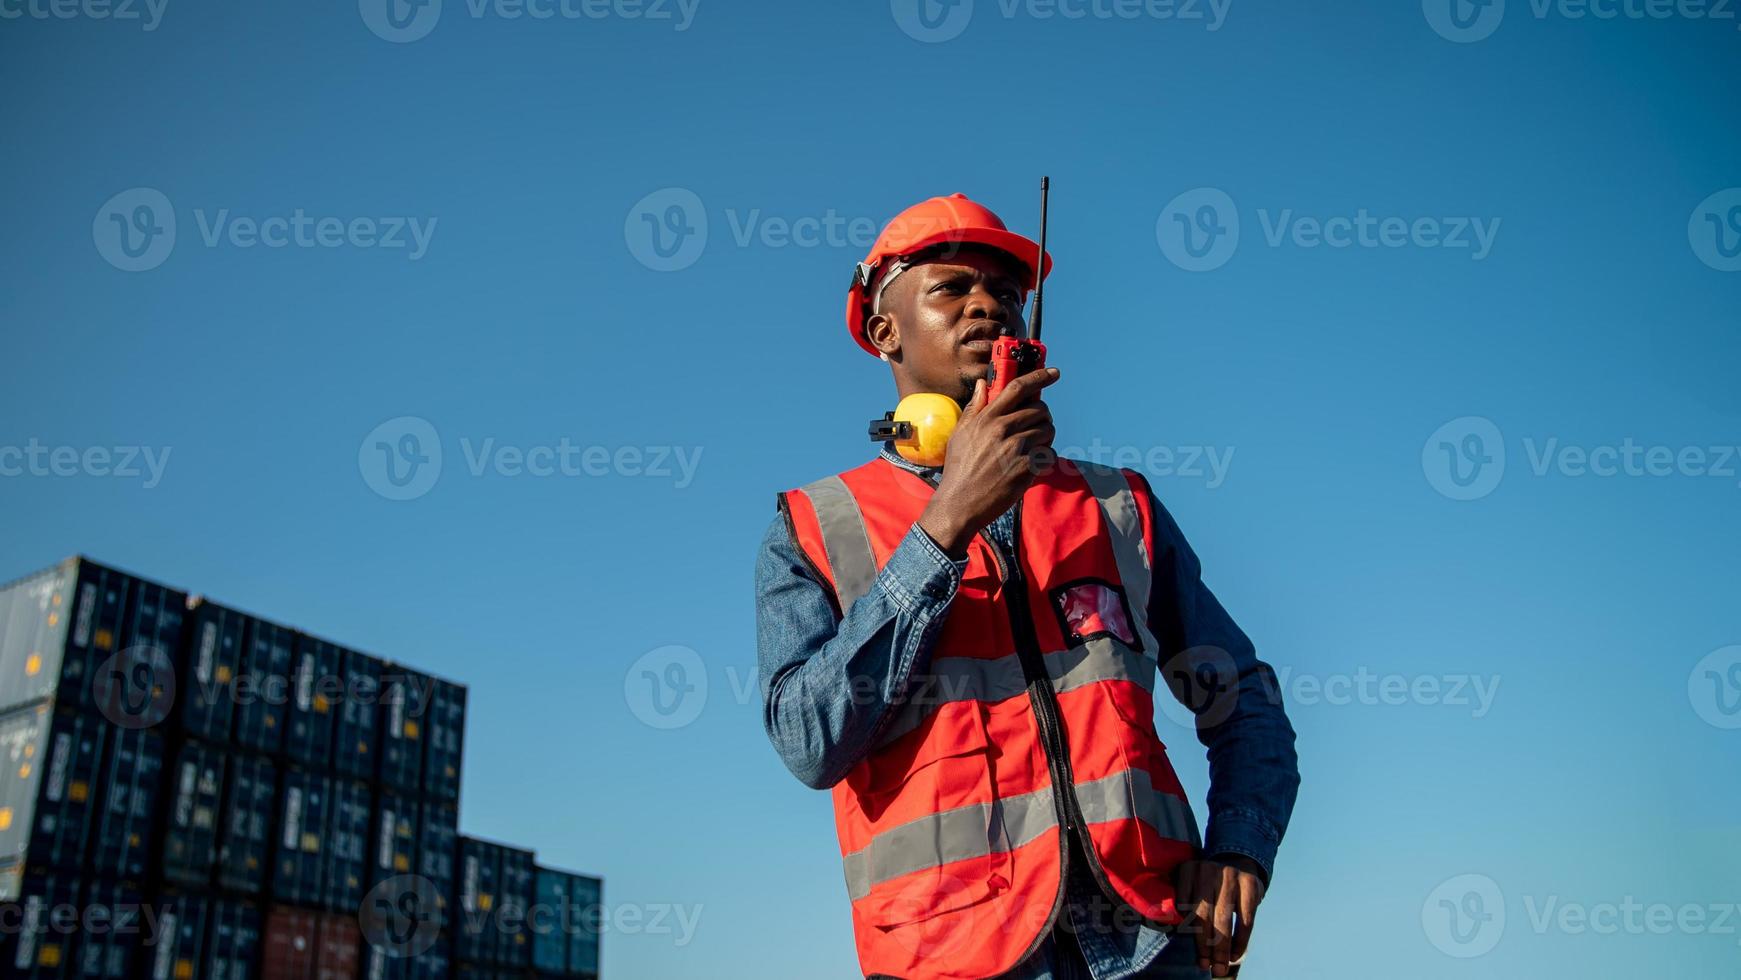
{"left": 867, "top": 248, "right": 1029, "bottom": 404}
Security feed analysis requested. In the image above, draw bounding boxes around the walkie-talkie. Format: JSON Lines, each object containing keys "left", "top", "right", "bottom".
{"left": 986, "top": 176, "right": 1050, "bottom": 401}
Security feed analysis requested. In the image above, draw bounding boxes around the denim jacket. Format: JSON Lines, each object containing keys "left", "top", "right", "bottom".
{"left": 755, "top": 446, "right": 1300, "bottom": 979}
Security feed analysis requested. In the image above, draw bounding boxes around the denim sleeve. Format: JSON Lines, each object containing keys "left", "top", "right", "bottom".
{"left": 1142, "top": 482, "right": 1301, "bottom": 884}
{"left": 755, "top": 512, "right": 968, "bottom": 791}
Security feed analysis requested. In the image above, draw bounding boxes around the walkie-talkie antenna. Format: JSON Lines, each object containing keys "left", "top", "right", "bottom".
{"left": 1030, "top": 176, "right": 1050, "bottom": 343}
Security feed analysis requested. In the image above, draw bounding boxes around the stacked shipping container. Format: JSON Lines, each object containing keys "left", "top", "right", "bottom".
{"left": 0, "top": 558, "right": 602, "bottom": 980}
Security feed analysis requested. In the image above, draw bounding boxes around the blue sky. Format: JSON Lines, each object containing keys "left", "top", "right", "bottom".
{"left": 2, "top": 1, "right": 1738, "bottom": 976}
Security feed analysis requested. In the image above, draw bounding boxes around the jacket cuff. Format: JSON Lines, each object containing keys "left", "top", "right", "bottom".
{"left": 877, "top": 523, "right": 969, "bottom": 617}
{"left": 1204, "top": 807, "right": 1283, "bottom": 885}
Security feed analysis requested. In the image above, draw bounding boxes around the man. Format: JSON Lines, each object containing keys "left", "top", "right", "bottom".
{"left": 755, "top": 192, "right": 1299, "bottom": 980}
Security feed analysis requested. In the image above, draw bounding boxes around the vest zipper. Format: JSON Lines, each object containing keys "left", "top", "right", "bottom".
{"left": 983, "top": 502, "right": 1089, "bottom": 838}
{"left": 985, "top": 500, "right": 1158, "bottom": 930}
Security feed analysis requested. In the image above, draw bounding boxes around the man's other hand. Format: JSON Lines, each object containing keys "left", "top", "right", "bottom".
{"left": 1175, "top": 854, "right": 1267, "bottom": 977}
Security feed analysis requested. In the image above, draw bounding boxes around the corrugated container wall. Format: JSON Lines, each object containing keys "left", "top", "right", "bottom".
{"left": 0, "top": 706, "right": 102, "bottom": 883}
{"left": 333, "top": 649, "right": 379, "bottom": 781}
{"left": 233, "top": 619, "right": 293, "bottom": 756}
{"left": 323, "top": 780, "right": 371, "bottom": 913}
{"left": 376, "top": 666, "right": 428, "bottom": 794}
{"left": 161, "top": 741, "right": 225, "bottom": 887}
{"left": 179, "top": 601, "right": 244, "bottom": 742}
{"left": 284, "top": 637, "right": 337, "bottom": 769}
{"left": 416, "top": 679, "right": 465, "bottom": 803}
{"left": 89, "top": 726, "right": 162, "bottom": 881}
{"left": 216, "top": 754, "right": 275, "bottom": 895}
{"left": 149, "top": 890, "right": 212, "bottom": 980}
{"left": 272, "top": 769, "right": 329, "bottom": 907}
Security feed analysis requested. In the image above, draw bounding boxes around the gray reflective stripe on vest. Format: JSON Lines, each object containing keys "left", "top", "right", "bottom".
{"left": 874, "top": 636, "right": 1156, "bottom": 750}
{"left": 1075, "top": 464, "right": 1160, "bottom": 657}
{"left": 841, "top": 770, "right": 1197, "bottom": 902}
{"left": 1076, "top": 768, "right": 1202, "bottom": 851}
{"left": 842, "top": 786, "right": 1058, "bottom": 903}
{"left": 800, "top": 475, "right": 879, "bottom": 611}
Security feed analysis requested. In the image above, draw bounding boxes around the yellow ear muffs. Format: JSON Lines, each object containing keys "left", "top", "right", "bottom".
{"left": 867, "top": 392, "right": 962, "bottom": 468}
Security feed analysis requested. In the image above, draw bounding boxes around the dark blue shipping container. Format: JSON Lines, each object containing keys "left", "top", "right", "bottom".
{"left": 147, "top": 890, "right": 211, "bottom": 980}
{"left": 0, "top": 559, "right": 185, "bottom": 720}
{"left": 180, "top": 600, "right": 245, "bottom": 742}
{"left": 285, "top": 636, "right": 339, "bottom": 769}
{"left": 72, "top": 880, "right": 142, "bottom": 979}
{"left": 160, "top": 741, "right": 225, "bottom": 887}
{"left": 87, "top": 575, "right": 183, "bottom": 728}
{"left": 325, "top": 779, "right": 372, "bottom": 913}
{"left": 233, "top": 619, "right": 293, "bottom": 756}
{"left": 272, "top": 768, "right": 329, "bottom": 907}
{"left": 376, "top": 666, "right": 429, "bottom": 794}
{"left": 0, "top": 706, "right": 102, "bottom": 874}
{"left": 567, "top": 875, "right": 601, "bottom": 978}
{"left": 333, "top": 649, "right": 381, "bottom": 781}
{"left": 415, "top": 803, "right": 457, "bottom": 928}
{"left": 205, "top": 899, "right": 260, "bottom": 980}
{"left": 216, "top": 754, "right": 274, "bottom": 895}
{"left": 530, "top": 869, "right": 569, "bottom": 975}
{"left": 370, "top": 792, "right": 418, "bottom": 891}
{"left": 0, "top": 869, "right": 78, "bottom": 979}
{"left": 495, "top": 846, "right": 534, "bottom": 968}
{"left": 454, "top": 838, "right": 500, "bottom": 965}
{"left": 88, "top": 726, "right": 163, "bottom": 882}
{"left": 415, "top": 679, "right": 465, "bottom": 803}
{"left": 412, "top": 941, "right": 450, "bottom": 980}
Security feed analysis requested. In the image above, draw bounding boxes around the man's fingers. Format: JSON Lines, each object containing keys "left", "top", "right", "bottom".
{"left": 988, "top": 366, "right": 1059, "bottom": 412}
{"left": 1174, "top": 861, "right": 1200, "bottom": 912}
{"left": 1211, "top": 868, "right": 1237, "bottom": 976}
{"left": 1230, "top": 871, "right": 1262, "bottom": 965}
{"left": 961, "top": 378, "right": 988, "bottom": 417}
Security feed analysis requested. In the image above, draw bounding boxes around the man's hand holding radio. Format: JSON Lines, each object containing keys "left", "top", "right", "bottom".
{"left": 916, "top": 366, "right": 1061, "bottom": 559}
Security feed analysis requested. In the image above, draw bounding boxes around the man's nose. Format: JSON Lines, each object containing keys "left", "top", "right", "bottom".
{"left": 964, "top": 281, "right": 1009, "bottom": 322}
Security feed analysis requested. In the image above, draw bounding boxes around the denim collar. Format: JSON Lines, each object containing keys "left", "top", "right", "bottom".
{"left": 877, "top": 443, "right": 939, "bottom": 482}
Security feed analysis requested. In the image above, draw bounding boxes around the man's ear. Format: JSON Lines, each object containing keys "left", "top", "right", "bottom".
{"left": 865, "top": 312, "right": 900, "bottom": 361}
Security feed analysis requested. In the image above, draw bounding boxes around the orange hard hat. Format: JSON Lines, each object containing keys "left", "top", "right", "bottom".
{"left": 847, "top": 192, "right": 1053, "bottom": 357}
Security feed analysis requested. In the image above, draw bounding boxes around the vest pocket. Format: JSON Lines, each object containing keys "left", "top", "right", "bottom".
{"left": 850, "top": 702, "right": 1013, "bottom": 927}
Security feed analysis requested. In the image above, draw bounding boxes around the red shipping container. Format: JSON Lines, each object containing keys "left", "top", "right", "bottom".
{"left": 315, "top": 912, "right": 361, "bottom": 980}
{"left": 261, "top": 906, "right": 319, "bottom": 980}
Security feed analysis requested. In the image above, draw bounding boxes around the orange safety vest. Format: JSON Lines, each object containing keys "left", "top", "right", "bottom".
{"left": 778, "top": 456, "right": 1201, "bottom": 980}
